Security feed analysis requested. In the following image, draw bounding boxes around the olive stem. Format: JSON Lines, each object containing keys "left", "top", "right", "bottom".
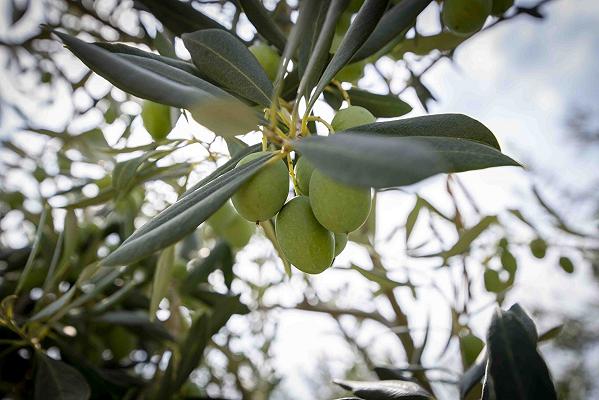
{"left": 331, "top": 79, "right": 351, "bottom": 105}
{"left": 306, "top": 116, "right": 335, "bottom": 134}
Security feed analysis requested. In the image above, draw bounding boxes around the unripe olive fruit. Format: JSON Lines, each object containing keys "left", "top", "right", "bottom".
{"left": 309, "top": 170, "right": 372, "bottom": 234}
{"left": 276, "top": 196, "right": 335, "bottom": 274}
{"left": 141, "top": 100, "right": 172, "bottom": 140}
{"left": 294, "top": 156, "right": 315, "bottom": 195}
{"left": 442, "top": 0, "right": 492, "bottom": 36}
{"left": 231, "top": 152, "right": 289, "bottom": 222}
{"left": 249, "top": 43, "right": 280, "bottom": 81}
{"left": 334, "top": 233, "right": 348, "bottom": 256}
{"left": 221, "top": 216, "right": 255, "bottom": 248}
{"left": 208, "top": 201, "right": 255, "bottom": 248}
{"left": 491, "top": 0, "right": 514, "bottom": 16}
{"left": 331, "top": 106, "right": 376, "bottom": 132}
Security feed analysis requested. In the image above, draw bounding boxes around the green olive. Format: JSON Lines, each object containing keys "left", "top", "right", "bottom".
{"left": 276, "top": 196, "right": 335, "bottom": 274}
{"left": 491, "top": 0, "right": 514, "bottom": 16}
{"left": 309, "top": 170, "right": 372, "bottom": 234}
{"left": 294, "top": 156, "right": 315, "bottom": 195}
{"left": 334, "top": 233, "right": 348, "bottom": 256}
{"left": 231, "top": 152, "right": 289, "bottom": 222}
{"left": 442, "top": 0, "right": 492, "bottom": 36}
{"left": 208, "top": 201, "right": 255, "bottom": 248}
{"left": 249, "top": 43, "right": 281, "bottom": 81}
{"left": 331, "top": 106, "right": 376, "bottom": 132}
{"left": 141, "top": 100, "right": 172, "bottom": 140}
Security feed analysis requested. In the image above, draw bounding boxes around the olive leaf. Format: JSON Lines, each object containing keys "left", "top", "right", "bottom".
{"left": 334, "top": 379, "right": 433, "bottom": 399}
{"left": 35, "top": 353, "right": 91, "bottom": 400}
{"left": 102, "top": 153, "right": 273, "bottom": 266}
{"left": 391, "top": 31, "right": 471, "bottom": 60}
{"left": 484, "top": 308, "right": 557, "bottom": 400}
{"left": 149, "top": 246, "right": 175, "bottom": 321}
{"left": 296, "top": 0, "right": 349, "bottom": 102}
{"left": 296, "top": 133, "right": 519, "bottom": 188}
{"left": 352, "top": 113, "right": 501, "bottom": 150}
{"left": 297, "top": 1, "right": 329, "bottom": 83}
{"left": 135, "top": 0, "right": 228, "bottom": 35}
{"left": 325, "top": 87, "right": 413, "bottom": 118}
{"left": 441, "top": 215, "right": 498, "bottom": 259}
{"left": 352, "top": 0, "right": 433, "bottom": 61}
{"left": 308, "top": 0, "right": 389, "bottom": 111}
{"left": 182, "top": 29, "right": 274, "bottom": 106}
{"left": 55, "top": 32, "right": 258, "bottom": 136}
{"left": 237, "top": 0, "right": 286, "bottom": 51}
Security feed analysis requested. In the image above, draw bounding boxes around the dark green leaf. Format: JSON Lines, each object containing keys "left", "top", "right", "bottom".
{"left": 135, "top": 0, "right": 228, "bottom": 35}
{"left": 353, "top": 0, "right": 433, "bottom": 61}
{"left": 183, "top": 29, "right": 273, "bottom": 106}
{"left": 35, "top": 353, "right": 91, "bottom": 400}
{"left": 158, "top": 295, "right": 249, "bottom": 397}
{"left": 334, "top": 379, "right": 433, "bottom": 399}
{"left": 327, "top": 87, "right": 412, "bottom": 118}
{"left": 507, "top": 303, "right": 538, "bottom": 343}
{"left": 181, "top": 144, "right": 261, "bottom": 198}
{"left": 352, "top": 113, "right": 501, "bottom": 150}
{"left": 94, "top": 310, "right": 173, "bottom": 341}
{"left": 102, "top": 153, "right": 273, "bottom": 266}
{"left": 225, "top": 137, "right": 249, "bottom": 157}
{"left": 485, "top": 308, "right": 557, "bottom": 400}
{"left": 297, "top": 1, "right": 329, "bottom": 86}
{"left": 296, "top": 134, "right": 518, "bottom": 189}
{"left": 308, "top": 0, "right": 390, "bottom": 110}
{"left": 95, "top": 42, "right": 205, "bottom": 78}
{"left": 460, "top": 358, "right": 486, "bottom": 399}
{"left": 405, "top": 198, "right": 422, "bottom": 244}
{"left": 351, "top": 265, "right": 409, "bottom": 290}
{"left": 56, "top": 32, "right": 257, "bottom": 136}
{"left": 529, "top": 238, "right": 547, "bottom": 259}
{"left": 237, "top": 0, "right": 286, "bottom": 51}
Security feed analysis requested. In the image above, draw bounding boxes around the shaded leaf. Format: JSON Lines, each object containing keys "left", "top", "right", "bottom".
{"left": 354, "top": 113, "right": 501, "bottom": 150}
{"left": 102, "top": 153, "right": 273, "bottom": 266}
{"left": 149, "top": 246, "right": 175, "bottom": 320}
{"left": 296, "top": 0, "right": 348, "bottom": 102}
{"left": 327, "top": 88, "right": 413, "bottom": 118}
{"left": 94, "top": 310, "right": 173, "bottom": 341}
{"left": 183, "top": 29, "right": 273, "bottom": 106}
{"left": 225, "top": 137, "right": 249, "bottom": 157}
{"left": 296, "top": 134, "right": 518, "bottom": 189}
{"left": 181, "top": 241, "right": 232, "bottom": 294}
{"left": 297, "top": 1, "right": 329, "bottom": 85}
{"left": 405, "top": 198, "right": 423, "bottom": 244}
{"left": 351, "top": 265, "right": 409, "bottom": 291}
{"left": 353, "top": 0, "right": 433, "bottom": 61}
{"left": 460, "top": 357, "right": 487, "bottom": 399}
{"left": 237, "top": 0, "right": 286, "bottom": 51}
{"left": 136, "top": 0, "right": 228, "bottom": 35}
{"left": 308, "top": 0, "right": 389, "bottom": 110}
{"left": 334, "top": 379, "right": 433, "bottom": 399}
{"left": 558, "top": 256, "right": 574, "bottom": 273}
{"left": 484, "top": 308, "right": 557, "bottom": 400}
{"left": 35, "top": 353, "right": 91, "bottom": 400}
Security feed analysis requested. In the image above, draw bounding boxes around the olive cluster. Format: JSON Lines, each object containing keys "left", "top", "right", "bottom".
{"left": 227, "top": 106, "right": 376, "bottom": 274}
{"left": 442, "top": 0, "right": 514, "bottom": 35}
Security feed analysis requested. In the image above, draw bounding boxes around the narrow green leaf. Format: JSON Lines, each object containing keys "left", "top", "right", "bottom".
{"left": 181, "top": 143, "right": 261, "bottom": 198}
{"left": 29, "top": 286, "right": 77, "bottom": 322}
{"left": 102, "top": 153, "right": 273, "bottom": 266}
{"left": 15, "top": 206, "right": 48, "bottom": 295}
{"left": 405, "top": 198, "right": 423, "bottom": 244}
{"left": 350, "top": 113, "right": 501, "bottom": 150}
{"left": 351, "top": 265, "right": 409, "bottom": 291}
{"left": 135, "top": 0, "right": 228, "bottom": 35}
{"left": 352, "top": 0, "right": 433, "bottom": 61}
{"left": 326, "top": 87, "right": 413, "bottom": 117}
{"left": 182, "top": 29, "right": 273, "bottom": 106}
{"left": 35, "top": 353, "right": 90, "bottom": 400}
{"left": 94, "top": 310, "right": 173, "bottom": 341}
{"left": 308, "top": 0, "right": 389, "bottom": 110}
{"left": 297, "top": 1, "right": 329, "bottom": 83}
{"left": 95, "top": 42, "right": 205, "bottom": 78}
{"left": 485, "top": 308, "right": 557, "bottom": 400}
{"left": 296, "top": 134, "right": 518, "bottom": 189}
{"left": 149, "top": 246, "right": 175, "bottom": 321}
{"left": 224, "top": 137, "right": 249, "bottom": 157}
{"left": 334, "top": 379, "right": 433, "bottom": 399}
{"left": 56, "top": 32, "right": 257, "bottom": 136}
{"left": 391, "top": 31, "right": 470, "bottom": 60}
{"left": 296, "top": 0, "right": 349, "bottom": 102}
{"left": 443, "top": 216, "right": 498, "bottom": 258}
{"left": 237, "top": 0, "right": 286, "bottom": 51}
